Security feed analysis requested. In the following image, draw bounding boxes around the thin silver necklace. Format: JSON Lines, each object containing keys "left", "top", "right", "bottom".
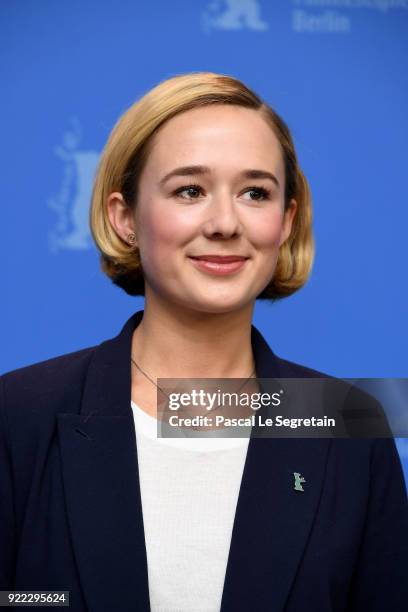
{"left": 130, "top": 356, "right": 257, "bottom": 414}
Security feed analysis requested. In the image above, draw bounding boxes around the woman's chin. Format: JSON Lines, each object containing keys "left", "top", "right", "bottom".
{"left": 181, "top": 294, "right": 255, "bottom": 315}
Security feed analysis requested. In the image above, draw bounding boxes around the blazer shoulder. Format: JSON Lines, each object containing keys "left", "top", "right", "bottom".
{"left": 274, "top": 355, "right": 333, "bottom": 379}
{"left": 1, "top": 344, "right": 97, "bottom": 385}
{"left": 275, "top": 356, "right": 398, "bottom": 441}
{"left": 0, "top": 345, "right": 97, "bottom": 421}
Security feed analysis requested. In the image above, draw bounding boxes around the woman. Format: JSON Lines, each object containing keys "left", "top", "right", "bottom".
{"left": 1, "top": 72, "right": 407, "bottom": 611}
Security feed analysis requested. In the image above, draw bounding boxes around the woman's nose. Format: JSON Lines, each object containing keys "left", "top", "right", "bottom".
{"left": 201, "top": 194, "right": 243, "bottom": 239}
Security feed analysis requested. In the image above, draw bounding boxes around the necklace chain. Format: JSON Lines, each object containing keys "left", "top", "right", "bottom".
{"left": 130, "top": 356, "right": 257, "bottom": 413}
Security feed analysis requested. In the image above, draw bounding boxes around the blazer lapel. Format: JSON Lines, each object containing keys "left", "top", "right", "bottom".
{"left": 220, "top": 326, "right": 331, "bottom": 611}
{"left": 57, "top": 310, "right": 150, "bottom": 612}
{"left": 220, "top": 440, "right": 330, "bottom": 611}
{"left": 58, "top": 309, "right": 330, "bottom": 612}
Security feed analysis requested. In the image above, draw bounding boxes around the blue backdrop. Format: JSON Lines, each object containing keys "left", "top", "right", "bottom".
{"left": 2, "top": 0, "right": 407, "bottom": 479}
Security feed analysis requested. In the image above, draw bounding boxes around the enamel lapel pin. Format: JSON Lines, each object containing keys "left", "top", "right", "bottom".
{"left": 293, "top": 472, "right": 306, "bottom": 492}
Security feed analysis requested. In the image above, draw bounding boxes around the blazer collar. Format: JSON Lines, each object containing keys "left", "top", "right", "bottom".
{"left": 79, "top": 308, "right": 283, "bottom": 419}
{"left": 57, "top": 309, "right": 330, "bottom": 612}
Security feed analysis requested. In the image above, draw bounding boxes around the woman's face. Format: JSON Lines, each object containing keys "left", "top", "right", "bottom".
{"left": 128, "top": 104, "right": 296, "bottom": 314}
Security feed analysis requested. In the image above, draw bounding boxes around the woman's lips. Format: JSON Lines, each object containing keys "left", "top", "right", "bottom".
{"left": 188, "top": 256, "right": 248, "bottom": 276}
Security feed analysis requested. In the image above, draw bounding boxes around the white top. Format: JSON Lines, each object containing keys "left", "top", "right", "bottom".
{"left": 131, "top": 400, "right": 250, "bottom": 612}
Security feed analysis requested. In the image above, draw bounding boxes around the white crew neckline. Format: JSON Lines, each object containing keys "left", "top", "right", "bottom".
{"left": 131, "top": 400, "right": 250, "bottom": 452}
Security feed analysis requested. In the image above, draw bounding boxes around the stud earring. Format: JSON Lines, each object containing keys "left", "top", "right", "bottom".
{"left": 127, "top": 233, "right": 136, "bottom": 245}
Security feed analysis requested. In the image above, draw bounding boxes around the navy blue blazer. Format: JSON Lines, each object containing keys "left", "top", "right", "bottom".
{"left": 1, "top": 309, "right": 407, "bottom": 611}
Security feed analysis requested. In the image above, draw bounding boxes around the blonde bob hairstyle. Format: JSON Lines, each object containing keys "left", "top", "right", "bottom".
{"left": 90, "top": 71, "right": 314, "bottom": 300}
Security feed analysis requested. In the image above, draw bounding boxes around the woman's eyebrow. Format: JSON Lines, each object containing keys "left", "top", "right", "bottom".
{"left": 159, "top": 165, "right": 280, "bottom": 188}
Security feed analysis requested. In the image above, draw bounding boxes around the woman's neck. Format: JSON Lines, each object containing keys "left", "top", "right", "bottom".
{"left": 131, "top": 299, "right": 256, "bottom": 380}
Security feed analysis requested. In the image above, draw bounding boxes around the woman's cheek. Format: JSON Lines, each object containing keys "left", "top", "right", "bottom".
{"left": 138, "top": 208, "right": 178, "bottom": 253}
{"left": 250, "top": 217, "right": 284, "bottom": 251}
{"left": 141, "top": 226, "right": 187, "bottom": 278}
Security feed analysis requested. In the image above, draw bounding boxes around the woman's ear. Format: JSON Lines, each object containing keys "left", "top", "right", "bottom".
{"left": 279, "top": 199, "right": 297, "bottom": 247}
{"left": 106, "top": 192, "right": 138, "bottom": 246}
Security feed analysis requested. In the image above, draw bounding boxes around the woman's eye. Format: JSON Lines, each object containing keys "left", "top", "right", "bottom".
{"left": 174, "top": 185, "right": 203, "bottom": 200}
{"left": 174, "top": 185, "right": 271, "bottom": 201}
{"left": 244, "top": 187, "right": 271, "bottom": 201}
